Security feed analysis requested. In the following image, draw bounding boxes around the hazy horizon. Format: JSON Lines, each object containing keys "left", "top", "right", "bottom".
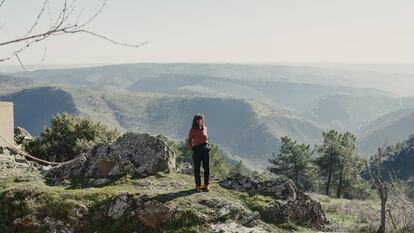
{"left": 2, "top": 62, "right": 414, "bottom": 97}
{"left": 1, "top": 0, "right": 414, "bottom": 65}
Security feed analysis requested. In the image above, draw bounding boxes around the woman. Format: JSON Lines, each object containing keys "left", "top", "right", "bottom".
{"left": 188, "top": 114, "right": 211, "bottom": 192}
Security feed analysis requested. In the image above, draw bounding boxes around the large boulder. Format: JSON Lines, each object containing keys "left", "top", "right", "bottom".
{"left": 14, "top": 127, "right": 33, "bottom": 145}
{"left": 219, "top": 174, "right": 327, "bottom": 229}
{"left": 45, "top": 133, "right": 176, "bottom": 185}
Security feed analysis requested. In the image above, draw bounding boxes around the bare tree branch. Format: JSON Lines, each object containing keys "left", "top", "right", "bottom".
{"left": 76, "top": 0, "right": 106, "bottom": 28}
{"left": 46, "top": 0, "right": 53, "bottom": 24}
{"left": 64, "top": 29, "right": 149, "bottom": 48}
{"left": 366, "top": 147, "right": 388, "bottom": 233}
{"left": 0, "top": 0, "right": 147, "bottom": 69}
{"left": 15, "top": 48, "right": 47, "bottom": 72}
{"left": 25, "top": 0, "right": 49, "bottom": 37}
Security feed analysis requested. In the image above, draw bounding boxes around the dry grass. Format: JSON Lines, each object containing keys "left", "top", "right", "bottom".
{"left": 310, "top": 193, "right": 379, "bottom": 233}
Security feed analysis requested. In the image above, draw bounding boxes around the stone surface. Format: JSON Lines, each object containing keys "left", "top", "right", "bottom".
{"left": 210, "top": 222, "right": 270, "bottom": 233}
{"left": 176, "top": 162, "right": 193, "bottom": 175}
{"left": 45, "top": 133, "right": 176, "bottom": 185}
{"left": 14, "top": 127, "right": 33, "bottom": 145}
{"left": 0, "top": 163, "right": 330, "bottom": 233}
{"left": 0, "top": 146, "right": 31, "bottom": 171}
{"left": 219, "top": 173, "right": 327, "bottom": 228}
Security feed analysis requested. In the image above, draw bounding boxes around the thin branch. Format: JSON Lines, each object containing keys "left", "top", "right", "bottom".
{"left": 76, "top": 0, "right": 106, "bottom": 28}
{"left": 46, "top": 0, "right": 53, "bottom": 24}
{"left": 0, "top": 0, "right": 5, "bottom": 9}
{"left": 14, "top": 47, "right": 47, "bottom": 72}
{"left": 65, "top": 29, "right": 149, "bottom": 48}
{"left": 0, "top": 22, "right": 6, "bottom": 31}
{"left": 365, "top": 159, "right": 375, "bottom": 186}
{"left": 387, "top": 209, "right": 398, "bottom": 230}
{"left": 0, "top": 0, "right": 147, "bottom": 67}
{"left": 0, "top": 41, "right": 42, "bottom": 63}
{"left": 24, "top": 0, "right": 49, "bottom": 37}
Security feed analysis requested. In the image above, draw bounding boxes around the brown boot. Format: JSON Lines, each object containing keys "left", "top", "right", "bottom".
{"left": 195, "top": 185, "right": 202, "bottom": 193}
{"left": 203, "top": 184, "right": 210, "bottom": 192}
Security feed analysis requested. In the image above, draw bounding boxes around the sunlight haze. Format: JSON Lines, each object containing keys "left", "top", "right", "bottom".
{"left": 1, "top": 0, "right": 414, "bottom": 65}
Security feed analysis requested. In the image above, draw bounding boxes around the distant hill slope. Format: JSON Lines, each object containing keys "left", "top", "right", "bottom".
{"left": 358, "top": 108, "right": 414, "bottom": 154}
{"left": 366, "top": 135, "right": 414, "bottom": 184}
{"left": 0, "top": 74, "right": 37, "bottom": 96}
{"left": 127, "top": 74, "right": 392, "bottom": 111}
{"left": 0, "top": 86, "right": 322, "bottom": 164}
{"left": 0, "top": 87, "right": 78, "bottom": 135}
{"left": 11, "top": 63, "right": 394, "bottom": 109}
{"left": 11, "top": 63, "right": 414, "bottom": 95}
{"left": 7, "top": 63, "right": 414, "bottom": 161}
{"left": 301, "top": 94, "right": 414, "bottom": 132}
{"left": 102, "top": 92, "right": 322, "bottom": 162}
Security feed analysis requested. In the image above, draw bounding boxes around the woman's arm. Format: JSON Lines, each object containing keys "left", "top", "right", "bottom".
{"left": 187, "top": 129, "right": 193, "bottom": 149}
{"left": 204, "top": 127, "right": 208, "bottom": 141}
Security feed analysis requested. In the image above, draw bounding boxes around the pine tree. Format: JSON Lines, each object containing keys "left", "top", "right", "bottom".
{"left": 315, "top": 130, "right": 343, "bottom": 196}
{"left": 268, "top": 136, "right": 314, "bottom": 190}
{"left": 315, "top": 130, "right": 359, "bottom": 198}
{"left": 335, "top": 132, "right": 357, "bottom": 198}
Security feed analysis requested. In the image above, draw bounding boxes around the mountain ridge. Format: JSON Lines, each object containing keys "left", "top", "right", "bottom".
{"left": 0, "top": 86, "right": 322, "bottom": 165}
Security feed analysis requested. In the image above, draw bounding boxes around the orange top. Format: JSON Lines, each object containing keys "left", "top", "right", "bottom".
{"left": 188, "top": 127, "right": 208, "bottom": 147}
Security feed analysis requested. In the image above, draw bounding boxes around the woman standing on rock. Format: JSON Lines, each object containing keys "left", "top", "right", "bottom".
{"left": 188, "top": 114, "right": 211, "bottom": 192}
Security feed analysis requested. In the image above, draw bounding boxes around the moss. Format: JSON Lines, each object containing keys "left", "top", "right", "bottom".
{"left": 277, "top": 222, "right": 305, "bottom": 231}
{"left": 243, "top": 194, "right": 273, "bottom": 207}
{"left": 165, "top": 208, "right": 208, "bottom": 233}
{"left": 84, "top": 216, "right": 153, "bottom": 233}
{"left": 2, "top": 169, "right": 324, "bottom": 233}
{"left": 243, "top": 194, "right": 280, "bottom": 224}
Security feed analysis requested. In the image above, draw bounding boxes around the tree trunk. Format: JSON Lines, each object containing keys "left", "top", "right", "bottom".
{"left": 376, "top": 148, "right": 387, "bottom": 233}
{"left": 325, "top": 147, "right": 333, "bottom": 196}
{"left": 377, "top": 186, "right": 387, "bottom": 233}
{"left": 325, "top": 170, "right": 332, "bottom": 196}
{"left": 294, "top": 157, "right": 298, "bottom": 188}
{"left": 336, "top": 167, "right": 343, "bottom": 198}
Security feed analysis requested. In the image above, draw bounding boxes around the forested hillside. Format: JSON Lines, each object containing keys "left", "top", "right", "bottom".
{"left": 3, "top": 63, "right": 414, "bottom": 160}
{"left": 0, "top": 85, "right": 321, "bottom": 164}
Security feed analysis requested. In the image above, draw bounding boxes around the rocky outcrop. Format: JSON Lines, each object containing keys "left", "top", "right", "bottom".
{"left": 0, "top": 130, "right": 329, "bottom": 232}
{"left": 45, "top": 133, "right": 176, "bottom": 185}
{"left": 0, "top": 153, "right": 30, "bottom": 170}
{"left": 220, "top": 174, "right": 327, "bottom": 228}
{"left": 0, "top": 177, "right": 275, "bottom": 233}
{"left": 0, "top": 127, "right": 33, "bottom": 170}
{"left": 176, "top": 162, "right": 193, "bottom": 175}
{"left": 0, "top": 147, "right": 31, "bottom": 170}
{"left": 14, "top": 127, "right": 33, "bottom": 145}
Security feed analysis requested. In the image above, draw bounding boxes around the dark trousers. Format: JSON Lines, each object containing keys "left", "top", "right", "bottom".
{"left": 192, "top": 144, "right": 210, "bottom": 186}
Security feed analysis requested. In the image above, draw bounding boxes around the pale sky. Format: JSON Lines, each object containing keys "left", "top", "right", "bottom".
{"left": 1, "top": 0, "right": 414, "bottom": 65}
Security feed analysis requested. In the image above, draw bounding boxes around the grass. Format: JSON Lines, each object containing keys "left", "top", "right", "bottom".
{"left": 311, "top": 193, "right": 380, "bottom": 232}
{"left": 2, "top": 167, "right": 382, "bottom": 233}
{"left": 0, "top": 168, "right": 265, "bottom": 232}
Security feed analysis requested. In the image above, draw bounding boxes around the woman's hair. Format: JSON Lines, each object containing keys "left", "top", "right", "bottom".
{"left": 192, "top": 114, "right": 205, "bottom": 129}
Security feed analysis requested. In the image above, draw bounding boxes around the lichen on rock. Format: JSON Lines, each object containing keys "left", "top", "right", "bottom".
{"left": 219, "top": 173, "right": 327, "bottom": 228}
{"left": 0, "top": 131, "right": 329, "bottom": 233}
{"left": 45, "top": 133, "right": 176, "bottom": 185}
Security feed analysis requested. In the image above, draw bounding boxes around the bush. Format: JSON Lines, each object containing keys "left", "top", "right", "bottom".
{"left": 25, "top": 113, "right": 120, "bottom": 162}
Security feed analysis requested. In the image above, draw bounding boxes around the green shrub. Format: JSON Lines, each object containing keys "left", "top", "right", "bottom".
{"left": 25, "top": 113, "right": 120, "bottom": 162}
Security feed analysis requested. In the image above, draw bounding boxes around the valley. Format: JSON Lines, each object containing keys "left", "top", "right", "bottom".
{"left": 2, "top": 63, "right": 414, "bottom": 161}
